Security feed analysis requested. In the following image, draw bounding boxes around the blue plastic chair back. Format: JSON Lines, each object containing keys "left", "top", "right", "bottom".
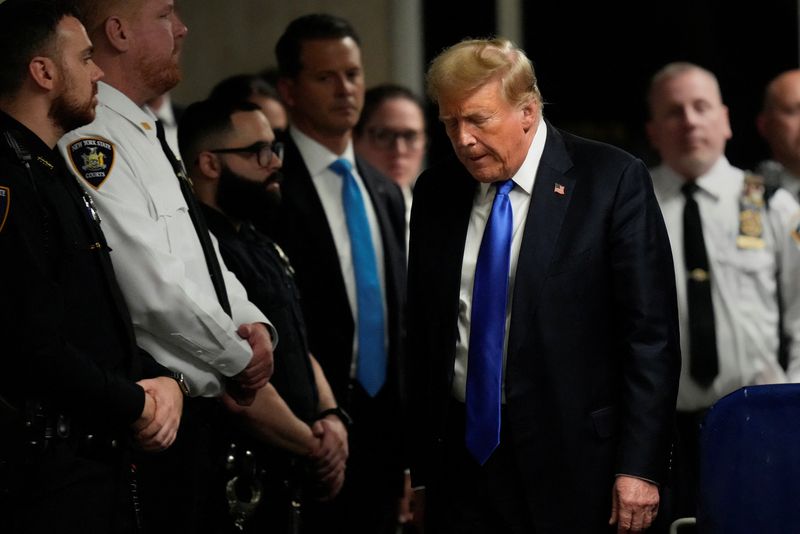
{"left": 697, "top": 384, "right": 800, "bottom": 533}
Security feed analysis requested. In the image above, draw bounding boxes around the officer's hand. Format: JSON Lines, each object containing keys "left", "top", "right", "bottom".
{"left": 309, "top": 417, "right": 348, "bottom": 483}
{"left": 133, "top": 391, "right": 156, "bottom": 433}
{"left": 232, "top": 323, "right": 274, "bottom": 399}
{"left": 134, "top": 377, "right": 184, "bottom": 451}
{"left": 224, "top": 381, "right": 257, "bottom": 407}
{"left": 316, "top": 462, "right": 345, "bottom": 502}
{"left": 307, "top": 426, "right": 346, "bottom": 502}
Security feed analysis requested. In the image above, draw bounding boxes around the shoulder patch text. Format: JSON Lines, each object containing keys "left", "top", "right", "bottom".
{"left": 68, "top": 138, "right": 115, "bottom": 189}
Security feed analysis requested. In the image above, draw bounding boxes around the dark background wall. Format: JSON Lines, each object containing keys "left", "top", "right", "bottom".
{"left": 424, "top": 0, "right": 799, "bottom": 171}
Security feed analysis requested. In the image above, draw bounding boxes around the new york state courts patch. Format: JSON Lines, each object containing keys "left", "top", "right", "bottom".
{"left": 68, "top": 138, "right": 115, "bottom": 189}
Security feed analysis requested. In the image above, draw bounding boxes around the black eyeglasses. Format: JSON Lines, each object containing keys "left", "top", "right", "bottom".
{"left": 367, "top": 128, "right": 424, "bottom": 151}
{"left": 210, "top": 141, "right": 284, "bottom": 167}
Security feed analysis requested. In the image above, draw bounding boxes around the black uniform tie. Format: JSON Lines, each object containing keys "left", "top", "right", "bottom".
{"left": 682, "top": 181, "right": 718, "bottom": 386}
{"left": 155, "top": 120, "right": 231, "bottom": 317}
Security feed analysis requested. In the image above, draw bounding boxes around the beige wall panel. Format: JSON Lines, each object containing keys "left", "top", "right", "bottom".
{"left": 173, "top": 0, "right": 394, "bottom": 105}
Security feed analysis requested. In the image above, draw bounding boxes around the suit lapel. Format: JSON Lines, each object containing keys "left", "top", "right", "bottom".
{"left": 509, "top": 122, "right": 574, "bottom": 345}
{"left": 357, "top": 157, "right": 401, "bottom": 269}
{"left": 282, "top": 136, "right": 344, "bottom": 275}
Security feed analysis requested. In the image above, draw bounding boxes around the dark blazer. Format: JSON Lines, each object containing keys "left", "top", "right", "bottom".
{"left": 406, "top": 121, "right": 681, "bottom": 532}
{"left": 265, "top": 133, "right": 407, "bottom": 406}
{"left": 261, "top": 133, "right": 408, "bottom": 527}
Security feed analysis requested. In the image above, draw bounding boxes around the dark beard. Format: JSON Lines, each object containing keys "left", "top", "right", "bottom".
{"left": 217, "top": 166, "right": 282, "bottom": 223}
{"left": 50, "top": 84, "right": 96, "bottom": 132}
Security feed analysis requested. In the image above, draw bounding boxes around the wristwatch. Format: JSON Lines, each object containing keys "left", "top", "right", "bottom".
{"left": 170, "top": 371, "right": 191, "bottom": 396}
{"left": 316, "top": 406, "right": 353, "bottom": 429}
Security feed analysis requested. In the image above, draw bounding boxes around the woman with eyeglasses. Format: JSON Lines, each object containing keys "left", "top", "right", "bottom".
{"left": 354, "top": 84, "right": 427, "bottom": 244}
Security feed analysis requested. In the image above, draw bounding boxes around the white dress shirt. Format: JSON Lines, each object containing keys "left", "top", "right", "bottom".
{"left": 59, "top": 82, "right": 270, "bottom": 397}
{"left": 290, "top": 127, "right": 388, "bottom": 377}
{"left": 651, "top": 157, "right": 800, "bottom": 411}
{"left": 452, "top": 118, "right": 547, "bottom": 402}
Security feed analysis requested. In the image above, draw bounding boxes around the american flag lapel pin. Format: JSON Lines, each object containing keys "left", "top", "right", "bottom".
{"left": 554, "top": 183, "right": 566, "bottom": 195}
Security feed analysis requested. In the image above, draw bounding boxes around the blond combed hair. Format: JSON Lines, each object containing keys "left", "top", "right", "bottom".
{"left": 426, "top": 38, "right": 541, "bottom": 109}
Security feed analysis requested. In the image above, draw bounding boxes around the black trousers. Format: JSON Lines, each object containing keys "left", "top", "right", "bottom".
{"left": 136, "top": 396, "right": 230, "bottom": 534}
{"left": 302, "top": 383, "right": 402, "bottom": 534}
{"left": 425, "top": 401, "right": 534, "bottom": 534}
{"left": 0, "top": 437, "right": 137, "bottom": 534}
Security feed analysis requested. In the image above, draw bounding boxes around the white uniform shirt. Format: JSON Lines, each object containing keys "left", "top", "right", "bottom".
{"left": 59, "top": 82, "right": 270, "bottom": 397}
{"left": 651, "top": 157, "right": 800, "bottom": 411}
{"left": 452, "top": 118, "right": 546, "bottom": 402}
{"left": 290, "top": 127, "right": 388, "bottom": 378}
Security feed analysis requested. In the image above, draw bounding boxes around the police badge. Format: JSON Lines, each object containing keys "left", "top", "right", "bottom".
{"left": 737, "top": 173, "right": 767, "bottom": 250}
{"left": 0, "top": 186, "right": 9, "bottom": 234}
{"left": 68, "top": 138, "right": 115, "bottom": 189}
{"left": 791, "top": 212, "right": 800, "bottom": 245}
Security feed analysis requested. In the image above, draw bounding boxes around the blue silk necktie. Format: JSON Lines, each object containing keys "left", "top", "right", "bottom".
{"left": 329, "top": 158, "right": 386, "bottom": 397}
{"left": 465, "top": 179, "right": 515, "bottom": 465}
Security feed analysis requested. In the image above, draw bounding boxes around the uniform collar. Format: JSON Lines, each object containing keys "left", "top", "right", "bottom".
{"left": 656, "top": 156, "right": 734, "bottom": 202}
{"left": 97, "top": 81, "right": 159, "bottom": 138}
{"left": 200, "top": 202, "right": 239, "bottom": 238}
{"left": 149, "top": 93, "right": 177, "bottom": 127}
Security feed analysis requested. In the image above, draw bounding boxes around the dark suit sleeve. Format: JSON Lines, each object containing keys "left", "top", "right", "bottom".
{"left": 609, "top": 159, "right": 681, "bottom": 482}
{"left": 140, "top": 348, "right": 173, "bottom": 379}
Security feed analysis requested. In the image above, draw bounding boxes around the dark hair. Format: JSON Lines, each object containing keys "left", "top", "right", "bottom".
{"left": 354, "top": 84, "right": 426, "bottom": 137}
{"left": 275, "top": 13, "right": 361, "bottom": 78}
{"left": 208, "top": 74, "right": 280, "bottom": 106}
{"left": 258, "top": 67, "right": 281, "bottom": 89}
{"left": 0, "top": 0, "right": 79, "bottom": 99}
{"left": 178, "top": 99, "right": 260, "bottom": 166}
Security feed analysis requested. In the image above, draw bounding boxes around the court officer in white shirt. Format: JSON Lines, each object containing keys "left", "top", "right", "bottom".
{"left": 59, "top": 1, "right": 275, "bottom": 532}
{"left": 646, "top": 61, "right": 800, "bottom": 527}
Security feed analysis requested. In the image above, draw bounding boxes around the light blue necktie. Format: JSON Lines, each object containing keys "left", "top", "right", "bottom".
{"left": 465, "top": 179, "right": 515, "bottom": 465}
{"left": 329, "top": 158, "right": 386, "bottom": 397}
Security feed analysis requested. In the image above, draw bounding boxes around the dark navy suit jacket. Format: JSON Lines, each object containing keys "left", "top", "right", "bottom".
{"left": 406, "top": 121, "right": 681, "bottom": 532}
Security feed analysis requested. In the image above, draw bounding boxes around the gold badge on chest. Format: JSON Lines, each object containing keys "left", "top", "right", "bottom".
{"left": 736, "top": 173, "right": 766, "bottom": 250}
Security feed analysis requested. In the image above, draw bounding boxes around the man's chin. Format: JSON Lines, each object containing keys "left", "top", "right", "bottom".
{"left": 463, "top": 162, "right": 501, "bottom": 183}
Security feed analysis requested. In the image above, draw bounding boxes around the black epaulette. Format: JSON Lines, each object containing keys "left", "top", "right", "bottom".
{"left": 2, "top": 130, "right": 32, "bottom": 164}
{"left": 3, "top": 131, "right": 36, "bottom": 187}
{"left": 2, "top": 130, "right": 49, "bottom": 223}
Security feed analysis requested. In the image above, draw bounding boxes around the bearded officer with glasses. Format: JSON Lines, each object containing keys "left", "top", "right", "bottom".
{"left": 179, "top": 97, "right": 350, "bottom": 533}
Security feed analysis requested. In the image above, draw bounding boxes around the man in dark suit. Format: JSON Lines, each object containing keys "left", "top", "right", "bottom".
{"left": 267, "top": 13, "right": 408, "bottom": 534}
{"left": 406, "top": 38, "right": 681, "bottom": 533}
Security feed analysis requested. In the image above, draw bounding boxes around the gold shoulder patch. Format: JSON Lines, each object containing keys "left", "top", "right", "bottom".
{"left": 791, "top": 212, "right": 800, "bottom": 245}
{"left": 67, "top": 137, "right": 116, "bottom": 189}
{"left": 0, "top": 186, "right": 10, "bottom": 234}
